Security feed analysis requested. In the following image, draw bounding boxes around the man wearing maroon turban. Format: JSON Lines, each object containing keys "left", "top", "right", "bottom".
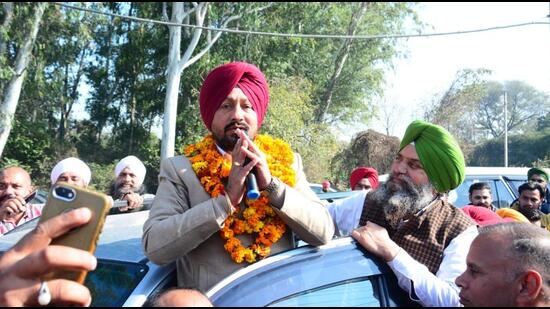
{"left": 349, "top": 167, "right": 379, "bottom": 191}
{"left": 143, "top": 62, "right": 334, "bottom": 292}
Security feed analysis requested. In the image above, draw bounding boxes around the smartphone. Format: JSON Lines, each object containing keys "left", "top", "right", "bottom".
{"left": 38, "top": 182, "right": 112, "bottom": 284}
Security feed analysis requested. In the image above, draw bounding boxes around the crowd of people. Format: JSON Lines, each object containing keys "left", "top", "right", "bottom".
{"left": 0, "top": 61, "right": 548, "bottom": 307}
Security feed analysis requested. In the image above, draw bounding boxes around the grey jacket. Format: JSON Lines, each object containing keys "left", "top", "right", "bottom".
{"left": 142, "top": 153, "right": 334, "bottom": 291}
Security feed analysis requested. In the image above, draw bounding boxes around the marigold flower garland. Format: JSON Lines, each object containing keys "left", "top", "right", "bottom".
{"left": 183, "top": 134, "right": 296, "bottom": 263}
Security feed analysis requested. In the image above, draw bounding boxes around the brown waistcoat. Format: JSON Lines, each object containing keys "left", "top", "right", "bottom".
{"left": 359, "top": 197, "right": 474, "bottom": 274}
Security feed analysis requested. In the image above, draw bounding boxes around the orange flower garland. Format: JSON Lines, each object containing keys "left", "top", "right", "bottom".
{"left": 183, "top": 134, "right": 296, "bottom": 263}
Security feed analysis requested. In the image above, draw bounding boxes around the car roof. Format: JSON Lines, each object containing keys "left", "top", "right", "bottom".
{"left": 464, "top": 166, "right": 529, "bottom": 177}
{"left": 207, "top": 237, "right": 391, "bottom": 306}
{"left": 0, "top": 210, "right": 150, "bottom": 264}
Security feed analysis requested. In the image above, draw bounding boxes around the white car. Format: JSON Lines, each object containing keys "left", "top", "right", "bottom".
{"left": 447, "top": 166, "right": 529, "bottom": 209}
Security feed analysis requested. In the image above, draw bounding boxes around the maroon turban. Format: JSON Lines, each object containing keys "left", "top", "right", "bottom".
{"left": 199, "top": 62, "right": 269, "bottom": 131}
{"left": 349, "top": 167, "right": 379, "bottom": 190}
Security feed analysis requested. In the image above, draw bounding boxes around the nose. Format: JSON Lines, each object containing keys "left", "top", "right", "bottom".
{"left": 455, "top": 272, "right": 466, "bottom": 288}
{"left": 393, "top": 160, "right": 407, "bottom": 175}
{"left": 230, "top": 105, "right": 245, "bottom": 121}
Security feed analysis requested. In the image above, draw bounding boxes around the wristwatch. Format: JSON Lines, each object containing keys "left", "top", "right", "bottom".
{"left": 263, "top": 177, "right": 280, "bottom": 195}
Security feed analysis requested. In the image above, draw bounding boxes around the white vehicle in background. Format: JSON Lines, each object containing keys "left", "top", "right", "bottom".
{"left": 447, "top": 166, "right": 530, "bottom": 209}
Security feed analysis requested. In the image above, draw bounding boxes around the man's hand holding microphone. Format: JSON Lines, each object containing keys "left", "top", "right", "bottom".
{"left": 225, "top": 129, "right": 272, "bottom": 207}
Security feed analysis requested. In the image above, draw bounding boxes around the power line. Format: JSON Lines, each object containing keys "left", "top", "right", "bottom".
{"left": 54, "top": 2, "right": 550, "bottom": 40}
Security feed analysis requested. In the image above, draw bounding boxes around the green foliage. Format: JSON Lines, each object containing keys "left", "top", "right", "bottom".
{"left": 536, "top": 112, "right": 550, "bottom": 132}
{"left": 468, "top": 131, "right": 550, "bottom": 167}
{"left": 262, "top": 76, "right": 341, "bottom": 183}
{"left": 88, "top": 161, "right": 116, "bottom": 193}
{"left": 2, "top": 2, "right": 420, "bottom": 190}
{"left": 0, "top": 158, "right": 31, "bottom": 173}
{"left": 532, "top": 155, "right": 550, "bottom": 168}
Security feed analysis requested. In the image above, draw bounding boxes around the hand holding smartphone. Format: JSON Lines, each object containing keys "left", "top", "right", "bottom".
{"left": 38, "top": 182, "right": 111, "bottom": 284}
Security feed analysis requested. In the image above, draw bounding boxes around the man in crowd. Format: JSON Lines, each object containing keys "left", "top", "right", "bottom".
{"left": 351, "top": 120, "right": 477, "bottom": 307}
{"left": 511, "top": 182, "right": 550, "bottom": 229}
{"left": 467, "top": 182, "right": 495, "bottom": 211}
{"left": 0, "top": 167, "right": 43, "bottom": 235}
{"left": 109, "top": 155, "right": 153, "bottom": 213}
{"left": 527, "top": 167, "right": 549, "bottom": 214}
{"left": 144, "top": 288, "right": 213, "bottom": 307}
{"left": 50, "top": 157, "right": 91, "bottom": 188}
{"left": 321, "top": 180, "right": 331, "bottom": 193}
{"left": 142, "top": 62, "right": 334, "bottom": 291}
{"left": 349, "top": 166, "right": 379, "bottom": 192}
{"left": 327, "top": 167, "right": 380, "bottom": 237}
{"left": 456, "top": 222, "right": 550, "bottom": 307}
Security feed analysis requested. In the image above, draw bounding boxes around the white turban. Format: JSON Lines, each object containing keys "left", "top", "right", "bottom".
{"left": 50, "top": 157, "right": 92, "bottom": 185}
{"left": 115, "top": 155, "right": 146, "bottom": 186}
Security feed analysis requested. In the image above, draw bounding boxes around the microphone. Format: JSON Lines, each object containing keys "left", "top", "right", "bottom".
{"left": 242, "top": 132, "right": 260, "bottom": 200}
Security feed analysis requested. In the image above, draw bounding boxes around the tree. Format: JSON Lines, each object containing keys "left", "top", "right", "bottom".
{"left": 477, "top": 81, "right": 550, "bottom": 138}
{"left": 0, "top": 2, "right": 47, "bottom": 158}
{"left": 423, "top": 68, "right": 491, "bottom": 144}
{"left": 316, "top": 2, "right": 369, "bottom": 123}
{"left": 424, "top": 69, "right": 550, "bottom": 146}
{"left": 331, "top": 129, "right": 400, "bottom": 189}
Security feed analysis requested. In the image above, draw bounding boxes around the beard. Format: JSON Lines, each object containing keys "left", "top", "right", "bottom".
{"left": 110, "top": 181, "right": 144, "bottom": 200}
{"left": 214, "top": 121, "right": 250, "bottom": 152}
{"left": 368, "top": 174, "right": 436, "bottom": 229}
{"left": 517, "top": 205, "right": 541, "bottom": 222}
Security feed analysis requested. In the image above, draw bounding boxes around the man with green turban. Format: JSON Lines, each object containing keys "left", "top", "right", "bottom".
{"left": 339, "top": 120, "right": 477, "bottom": 307}
{"left": 527, "top": 167, "right": 549, "bottom": 214}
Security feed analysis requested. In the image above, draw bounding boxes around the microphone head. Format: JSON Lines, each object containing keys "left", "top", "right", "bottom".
{"left": 247, "top": 188, "right": 260, "bottom": 199}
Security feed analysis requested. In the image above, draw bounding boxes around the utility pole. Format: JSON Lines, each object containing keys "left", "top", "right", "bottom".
{"left": 504, "top": 92, "right": 508, "bottom": 167}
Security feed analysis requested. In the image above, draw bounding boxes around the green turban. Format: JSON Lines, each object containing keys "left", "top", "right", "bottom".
{"left": 528, "top": 167, "right": 548, "bottom": 182}
{"left": 399, "top": 120, "right": 465, "bottom": 192}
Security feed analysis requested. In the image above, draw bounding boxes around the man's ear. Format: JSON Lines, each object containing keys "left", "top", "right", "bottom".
{"left": 516, "top": 270, "right": 543, "bottom": 306}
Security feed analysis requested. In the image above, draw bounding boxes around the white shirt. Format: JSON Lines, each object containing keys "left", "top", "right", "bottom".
{"left": 329, "top": 191, "right": 478, "bottom": 306}
{"left": 327, "top": 191, "right": 368, "bottom": 237}
{"left": 388, "top": 224, "right": 478, "bottom": 307}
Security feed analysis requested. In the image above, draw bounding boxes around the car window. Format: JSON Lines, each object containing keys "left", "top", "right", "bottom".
{"left": 269, "top": 277, "right": 381, "bottom": 307}
{"left": 86, "top": 259, "right": 148, "bottom": 307}
{"left": 449, "top": 178, "right": 498, "bottom": 208}
{"left": 506, "top": 179, "right": 525, "bottom": 197}
{"left": 494, "top": 180, "right": 514, "bottom": 209}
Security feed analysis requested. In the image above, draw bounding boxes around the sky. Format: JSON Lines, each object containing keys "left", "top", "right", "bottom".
{"left": 349, "top": 2, "right": 550, "bottom": 140}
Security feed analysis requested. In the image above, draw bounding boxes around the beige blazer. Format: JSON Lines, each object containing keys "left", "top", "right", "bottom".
{"left": 142, "top": 153, "right": 334, "bottom": 291}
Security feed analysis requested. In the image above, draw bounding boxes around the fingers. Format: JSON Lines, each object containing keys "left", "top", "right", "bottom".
{"left": 125, "top": 193, "right": 143, "bottom": 209}
{"left": 12, "top": 245, "right": 96, "bottom": 279}
{"left": 11, "top": 208, "right": 92, "bottom": 256}
{"left": 2, "top": 198, "right": 27, "bottom": 217}
{"left": 42, "top": 279, "right": 92, "bottom": 307}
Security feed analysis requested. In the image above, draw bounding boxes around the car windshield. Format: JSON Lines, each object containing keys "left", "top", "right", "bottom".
{"left": 85, "top": 259, "right": 148, "bottom": 307}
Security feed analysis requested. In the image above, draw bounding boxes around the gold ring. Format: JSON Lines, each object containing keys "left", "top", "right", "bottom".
{"left": 233, "top": 162, "right": 241, "bottom": 167}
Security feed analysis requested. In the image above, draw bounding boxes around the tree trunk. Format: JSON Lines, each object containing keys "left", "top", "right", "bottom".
{"left": 316, "top": 2, "right": 368, "bottom": 123}
{"left": 161, "top": 2, "right": 184, "bottom": 159}
{"left": 0, "top": 2, "right": 46, "bottom": 158}
{"left": 129, "top": 95, "right": 136, "bottom": 153}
